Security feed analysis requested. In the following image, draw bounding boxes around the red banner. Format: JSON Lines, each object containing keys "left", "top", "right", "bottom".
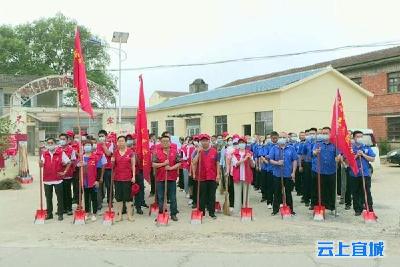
{"left": 73, "top": 27, "right": 94, "bottom": 118}
{"left": 329, "top": 89, "right": 359, "bottom": 175}
{"left": 135, "top": 75, "right": 151, "bottom": 182}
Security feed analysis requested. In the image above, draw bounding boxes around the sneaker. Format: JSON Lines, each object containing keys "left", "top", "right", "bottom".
{"left": 58, "top": 215, "right": 63, "bottom": 221}
{"left": 229, "top": 207, "right": 234, "bottom": 212}
{"left": 136, "top": 208, "right": 144, "bottom": 215}
{"left": 345, "top": 205, "right": 351, "bottom": 210}
{"left": 309, "top": 206, "right": 314, "bottom": 210}
{"left": 188, "top": 199, "right": 193, "bottom": 205}
{"left": 142, "top": 203, "right": 149, "bottom": 208}
{"left": 260, "top": 198, "right": 267, "bottom": 203}
{"left": 271, "top": 211, "right": 278, "bottom": 216}
{"left": 67, "top": 210, "right": 73, "bottom": 216}
{"left": 91, "top": 215, "right": 97, "bottom": 221}
{"left": 186, "top": 194, "right": 190, "bottom": 199}
{"left": 171, "top": 215, "right": 178, "bottom": 221}
{"left": 355, "top": 211, "right": 362, "bottom": 216}
{"left": 291, "top": 211, "right": 296, "bottom": 216}
{"left": 267, "top": 204, "right": 272, "bottom": 209}
{"left": 210, "top": 214, "right": 217, "bottom": 219}
{"left": 305, "top": 202, "right": 310, "bottom": 207}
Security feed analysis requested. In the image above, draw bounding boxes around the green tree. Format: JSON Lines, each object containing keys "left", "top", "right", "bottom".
{"left": 0, "top": 13, "right": 116, "bottom": 105}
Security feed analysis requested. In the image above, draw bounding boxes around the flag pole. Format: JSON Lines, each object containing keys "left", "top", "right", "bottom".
{"left": 334, "top": 90, "right": 339, "bottom": 217}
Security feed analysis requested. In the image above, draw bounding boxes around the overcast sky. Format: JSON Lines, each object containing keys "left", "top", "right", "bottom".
{"left": 1, "top": 0, "right": 400, "bottom": 107}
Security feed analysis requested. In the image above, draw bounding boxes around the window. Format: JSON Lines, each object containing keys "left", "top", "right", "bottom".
{"left": 255, "top": 111, "right": 273, "bottom": 136}
{"left": 388, "top": 117, "right": 400, "bottom": 140}
{"left": 351, "top": 77, "right": 362, "bottom": 86}
{"left": 165, "top": 120, "right": 174, "bottom": 135}
{"left": 186, "top": 118, "right": 200, "bottom": 136}
{"left": 388, "top": 72, "right": 400, "bottom": 93}
{"left": 4, "top": 93, "right": 11, "bottom": 106}
{"left": 39, "top": 121, "right": 60, "bottom": 139}
{"left": 151, "top": 121, "right": 158, "bottom": 137}
{"left": 214, "top": 115, "right": 227, "bottom": 135}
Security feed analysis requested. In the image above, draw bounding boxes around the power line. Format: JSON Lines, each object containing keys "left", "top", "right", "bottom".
{"left": 96, "top": 40, "right": 400, "bottom": 72}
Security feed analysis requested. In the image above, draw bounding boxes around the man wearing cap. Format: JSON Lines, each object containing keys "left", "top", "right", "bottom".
{"left": 96, "top": 130, "right": 114, "bottom": 209}
{"left": 192, "top": 134, "right": 220, "bottom": 219}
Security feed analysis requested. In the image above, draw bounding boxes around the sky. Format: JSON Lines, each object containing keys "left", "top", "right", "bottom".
{"left": 1, "top": 0, "right": 400, "bottom": 107}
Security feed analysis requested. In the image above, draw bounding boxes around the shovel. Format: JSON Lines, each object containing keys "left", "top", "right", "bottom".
{"left": 103, "top": 168, "right": 115, "bottom": 226}
{"left": 279, "top": 149, "right": 292, "bottom": 219}
{"left": 241, "top": 183, "right": 253, "bottom": 222}
{"left": 34, "top": 165, "right": 47, "bottom": 224}
{"left": 149, "top": 168, "right": 159, "bottom": 217}
{"left": 73, "top": 162, "right": 86, "bottom": 225}
{"left": 191, "top": 151, "right": 203, "bottom": 224}
{"left": 157, "top": 164, "right": 169, "bottom": 226}
{"left": 359, "top": 158, "right": 377, "bottom": 223}
{"left": 223, "top": 170, "right": 230, "bottom": 216}
{"left": 313, "top": 152, "right": 325, "bottom": 221}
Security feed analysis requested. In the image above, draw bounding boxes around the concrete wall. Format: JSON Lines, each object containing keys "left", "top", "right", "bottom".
{"left": 147, "top": 71, "right": 369, "bottom": 137}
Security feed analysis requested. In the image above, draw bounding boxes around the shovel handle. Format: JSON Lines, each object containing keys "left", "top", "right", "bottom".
{"left": 280, "top": 148, "right": 287, "bottom": 205}
{"left": 317, "top": 152, "right": 322, "bottom": 206}
{"left": 358, "top": 158, "right": 370, "bottom": 213}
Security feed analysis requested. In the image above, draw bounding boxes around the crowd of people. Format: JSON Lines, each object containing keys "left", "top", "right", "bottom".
{"left": 39, "top": 127, "right": 376, "bottom": 222}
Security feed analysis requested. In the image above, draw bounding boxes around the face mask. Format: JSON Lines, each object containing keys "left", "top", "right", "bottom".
{"left": 46, "top": 144, "right": 56, "bottom": 151}
{"left": 321, "top": 134, "right": 330, "bottom": 142}
{"left": 59, "top": 140, "right": 66, "bottom": 146}
{"left": 74, "top": 138, "right": 80, "bottom": 143}
{"left": 233, "top": 144, "right": 238, "bottom": 149}
{"left": 316, "top": 134, "right": 323, "bottom": 142}
{"left": 193, "top": 141, "right": 199, "bottom": 146}
{"left": 81, "top": 136, "right": 87, "bottom": 141}
{"left": 238, "top": 143, "right": 246, "bottom": 149}
{"left": 84, "top": 145, "right": 92, "bottom": 153}
{"left": 227, "top": 141, "right": 233, "bottom": 146}
{"left": 99, "top": 137, "right": 106, "bottom": 142}
{"left": 127, "top": 140, "right": 133, "bottom": 146}
{"left": 217, "top": 139, "right": 223, "bottom": 144}
{"left": 266, "top": 138, "right": 271, "bottom": 144}
{"left": 351, "top": 139, "right": 355, "bottom": 144}
{"left": 277, "top": 138, "right": 286, "bottom": 145}
{"left": 355, "top": 137, "right": 364, "bottom": 145}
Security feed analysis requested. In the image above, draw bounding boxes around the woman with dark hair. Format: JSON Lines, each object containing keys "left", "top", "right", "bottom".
{"left": 111, "top": 136, "right": 136, "bottom": 222}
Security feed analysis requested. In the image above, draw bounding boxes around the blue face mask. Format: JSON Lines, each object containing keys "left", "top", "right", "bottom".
{"left": 277, "top": 138, "right": 286, "bottom": 145}
{"left": 84, "top": 145, "right": 92, "bottom": 153}
{"left": 59, "top": 140, "right": 66, "bottom": 146}
{"left": 321, "top": 134, "right": 330, "bottom": 142}
{"left": 355, "top": 137, "right": 364, "bottom": 145}
{"left": 238, "top": 143, "right": 246, "bottom": 149}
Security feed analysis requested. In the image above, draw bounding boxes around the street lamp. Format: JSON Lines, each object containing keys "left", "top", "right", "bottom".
{"left": 111, "top": 31, "right": 129, "bottom": 124}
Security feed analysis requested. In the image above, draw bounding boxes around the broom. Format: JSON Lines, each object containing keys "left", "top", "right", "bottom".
{"left": 223, "top": 168, "right": 230, "bottom": 215}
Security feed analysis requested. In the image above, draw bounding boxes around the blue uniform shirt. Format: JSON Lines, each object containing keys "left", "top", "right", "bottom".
{"left": 311, "top": 142, "right": 337, "bottom": 175}
{"left": 349, "top": 144, "right": 376, "bottom": 177}
{"left": 302, "top": 140, "right": 315, "bottom": 163}
{"left": 258, "top": 143, "right": 270, "bottom": 171}
{"left": 269, "top": 145, "right": 298, "bottom": 178}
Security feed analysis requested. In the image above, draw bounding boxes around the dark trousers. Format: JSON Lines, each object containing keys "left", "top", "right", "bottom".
{"left": 228, "top": 175, "right": 234, "bottom": 208}
{"left": 103, "top": 169, "right": 113, "bottom": 205}
{"left": 84, "top": 187, "right": 98, "bottom": 214}
{"left": 157, "top": 180, "right": 178, "bottom": 215}
{"left": 62, "top": 178, "right": 73, "bottom": 212}
{"left": 311, "top": 171, "right": 318, "bottom": 207}
{"left": 351, "top": 176, "right": 373, "bottom": 212}
{"left": 178, "top": 169, "right": 184, "bottom": 189}
{"left": 273, "top": 177, "right": 294, "bottom": 213}
{"left": 260, "top": 170, "right": 267, "bottom": 200}
{"left": 302, "top": 162, "right": 312, "bottom": 204}
{"left": 345, "top": 168, "right": 352, "bottom": 206}
{"left": 135, "top": 171, "right": 145, "bottom": 209}
{"left": 200, "top": 180, "right": 217, "bottom": 216}
{"left": 150, "top": 169, "right": 156, "bottom": 194}
{"left": 266, "top": 171, "right": 274, "bottom": 205}
{"left": 72, "top": 167, "right": 79, "bottom": 203}
{"left": 44, "top": 182, "right": 63, "bottom": 216}
{"left": 295, "top": 166, "right": 303, "bottom": 195}
{"left": 192, "top": 179, "right": 198, "bottom": 205}
{"left": 321, "top": 173, "right": 336, "bottom": 211}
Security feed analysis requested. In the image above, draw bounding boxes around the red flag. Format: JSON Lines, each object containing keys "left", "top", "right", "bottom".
{"left": 73, "top": 27, "right": 94, "bottom": 118}
{"left": 329, "top": 89, "right": 358, "bottom": 175}
{"left": 135, "top": 75, "right": 151, "bottom": 182}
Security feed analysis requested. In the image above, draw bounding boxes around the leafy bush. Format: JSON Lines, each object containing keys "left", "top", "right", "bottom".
{"left": 378, "top": 138, "right": 391, "bottom": 156}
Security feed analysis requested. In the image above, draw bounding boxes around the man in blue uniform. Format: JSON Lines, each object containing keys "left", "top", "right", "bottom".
{"left": 300, "top": 127, "right": 317, "bottom": 207}
{"left": 348, "top": 130, "right": 376, "bottom": 216}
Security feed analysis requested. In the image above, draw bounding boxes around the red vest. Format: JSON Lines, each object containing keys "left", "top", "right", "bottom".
{"left": 232, "top": 149, "right": 253, "bottom": 184}
{"left": 83, "top": 153, "right": 100, "bottom": 188}
{"left": 181, "top": 145, "right": 195, "bottom": 170}
{"left": 154, "top": 147, "right": 179, "bottom": 182}
{"left": 61, "top": 145, "right": 75, "bottom": 178}
{"left": 43, "top": 148, "right": 64, "bottom": 182}
{"left": 96, "top": 142, "right": 113, "bottom": 169}
{"left": 113, "top": 149, "right": 134, "bottom": 181}
{"left": 196, "top": 147, "right": 218, "bottom": 181}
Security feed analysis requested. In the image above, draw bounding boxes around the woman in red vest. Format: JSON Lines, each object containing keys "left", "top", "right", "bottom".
{"left": 111, "top": 136, "right": 136, "bottom": 222}
{"left": 231, "top": 137, "right": 255, "bottom": 215}
{"left": 152, "top": 134, "right": 181, "bottom": 221}
{"left": 40, "top": 137, "right": 71, "bottom": 221}
{"left": 182, "top": 136, "right": 195, "bottom": 200}
{"left": 192, "top": 134, "right": 220, "bottom": 219}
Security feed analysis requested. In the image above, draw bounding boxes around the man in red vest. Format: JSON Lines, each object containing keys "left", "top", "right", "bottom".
{"left": 96, "top": 130, "right": 114, "bottom": 209}
{"left": 192, "top": 134, "right": 220, "bottom": 219}
{"left": 40, "top": 137, "right": 71, "bottom": 221}
{"left": 152, "top": 134, "right": 181, "bottom": 221}
{"left": 58, "top": 133, "right": 76, "bottom": 216}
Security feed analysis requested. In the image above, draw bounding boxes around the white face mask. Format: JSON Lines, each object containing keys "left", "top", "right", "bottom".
{"left": 46, "top": 144, "right": 56, "bottom": 151}
{"left": 58, "top": 140, "right": 66, "bottom": 146}
{"left": 98, "top": 136, "right": 106, "bottom": 142}
{"left": 193, "top": 141, "right": 199, "bottom": 146}
{"left": 355, "top": 137, "right": 364, "bottom": 145}
{"left": 238, "top": 143, "right": 246, "bottom": 150}
{"left": 81, "top": 136, "right": 87, "bottom": 141}
{"left": 227, "top": 141, "right": 233, "bottom": 146}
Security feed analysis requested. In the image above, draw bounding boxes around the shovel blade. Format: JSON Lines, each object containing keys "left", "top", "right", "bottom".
{"left": 73, "top": 209, "right": 86, "bottom": 225}
{"left": 215, "top": 201, "right": 222, "bottom": 213}
{"left": 34, "top": 209, "right": 47, "bottom": 224}
{"left": 362, "top": 210, "right": 378, "bottom": 223}
{"left": 241, "top": 207, "right": 253, "bottom": 222}
{"left": 313, "top": 205, "right": 326, "bottom": 221}
{"left": 191, "top": 209, "right": 203, "bottom": 225}
{"left": 149, "top": 203, "right": 158, "bottom": 217}
{"left": 280, "top": 205, "right": 292, "bottom": 219}
{"left": 103, "top": 210, "right": 115, "bottom": 225}
{"left": 157, "top": 212, "right": 169, "bottom": 226}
